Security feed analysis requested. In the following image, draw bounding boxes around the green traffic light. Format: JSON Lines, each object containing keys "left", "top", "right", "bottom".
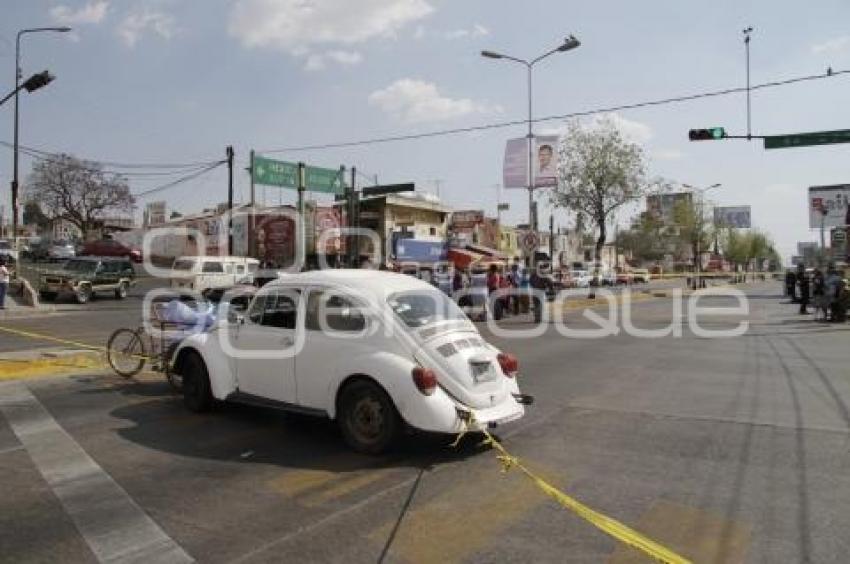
{"left": 711, "top": 127, "right": 726, "bottom": 139}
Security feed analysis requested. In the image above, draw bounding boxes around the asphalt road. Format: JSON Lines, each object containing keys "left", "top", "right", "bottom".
{"left": 2, "top": 282, "right": 848, "bottom": 563}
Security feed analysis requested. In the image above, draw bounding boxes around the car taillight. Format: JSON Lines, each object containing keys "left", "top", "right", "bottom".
{"left": 412, "top": 367, "right": 437, "bottom": 396}
{"left": 497, "top": 353, "right": 519, "bottom": 378}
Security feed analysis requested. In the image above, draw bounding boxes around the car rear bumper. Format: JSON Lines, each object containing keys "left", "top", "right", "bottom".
{"left": 402, "top": 385, "right": 528, "bottom": 434}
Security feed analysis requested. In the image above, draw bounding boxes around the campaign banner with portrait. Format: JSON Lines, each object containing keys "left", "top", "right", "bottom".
{"left": 713, "top": 206, "right": 751, "bottom": 228}
{"left": 808, "top": 184, "right": 850, "bottom": 228}
{"left": 502, "top": 135, "right": 560, "bottom": 189}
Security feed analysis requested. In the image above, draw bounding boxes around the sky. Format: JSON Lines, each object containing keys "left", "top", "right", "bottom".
{"left": 2, "top": 0, "right": 850, "bottom": 261}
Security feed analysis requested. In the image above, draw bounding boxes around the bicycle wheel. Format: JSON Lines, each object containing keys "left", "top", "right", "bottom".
{"left": 107, "top": 328, "right": 146, "bottom": 378}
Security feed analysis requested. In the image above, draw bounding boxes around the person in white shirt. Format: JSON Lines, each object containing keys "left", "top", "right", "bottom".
{"left": 0, "top": 258, "right": 10, "bottom": 309}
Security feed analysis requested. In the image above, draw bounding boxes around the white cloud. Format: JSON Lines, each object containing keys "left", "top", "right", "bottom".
{"left": 369, "top": 78, "right": 500, "bottom": 124}
{"left": 652, "top": 149, "right": 685, "bottom": 160}
{"left": 592, "top": 112, "right": 653, "bottom": 143}
{"left": 413, "top": 25, "right": 426, "bottom": 39}
{"left": 539, "top": 113, "right": 653, "bottom": 144}
{"left": 304, "top": 50, "right": 363, "bottom": 71}
{"left": 229, "top": 0, "right": 433, "bottom": 53}
{"left": 811, "top": 36, "right": 850, "bottom": 55}
{"left": 445, "top": 23, "right": 489, "bottom": 40}
{"left": 117, "top": 9, "right": 176, "bottom": 47}
{"left": 49, "top": 1, "right": 109, "bottom": 25}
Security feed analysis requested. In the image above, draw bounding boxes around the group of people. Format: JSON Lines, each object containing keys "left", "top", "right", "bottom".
{"left": 786, "top": 263, "right": 847, "bottom": 322}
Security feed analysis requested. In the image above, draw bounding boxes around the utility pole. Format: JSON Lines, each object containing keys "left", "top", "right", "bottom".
{"left": 297, "top": 162, "right": 306, "bottom": 271}
{"left": 348, "top": 167, "right": 358, "bottom": 267}
{"left": 226, "top": 146, "right": 234, "bottom": 254}
{"left": 743, "top": 26, "right": 754, "bottom": 140}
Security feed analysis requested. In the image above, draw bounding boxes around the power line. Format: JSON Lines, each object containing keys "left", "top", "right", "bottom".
{"left": 0, "top": 141, "right": 222, "bottom": 171}
{"left": 133, "top": 161, "right": 226, "bottom": 198}
{"left": 259, "top": 68, "right": 849, "bottom": 154}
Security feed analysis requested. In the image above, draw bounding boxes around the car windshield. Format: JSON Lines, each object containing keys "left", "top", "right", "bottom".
{"left": 173, "top": 260, "right": 196, "bottom": 271}
{"left": 63, "top": 260, "right": 98, "bottom": 272}
{"left": 388, "top": 289, "right": 468, "bottom": 328}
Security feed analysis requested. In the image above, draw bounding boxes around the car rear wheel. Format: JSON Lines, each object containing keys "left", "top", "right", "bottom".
{"left": 115, "top": 282, "right": 128, "bottom": 300}
{"left": 182, "top": 353, "right": 213, "bottom": 413}
{"left": 338, "top": 380, "right": 400, "bottom": 454}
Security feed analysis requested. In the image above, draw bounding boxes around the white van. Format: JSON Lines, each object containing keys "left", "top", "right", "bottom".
{"left": 169, "top": 256, "right": 260, "bottom": 295}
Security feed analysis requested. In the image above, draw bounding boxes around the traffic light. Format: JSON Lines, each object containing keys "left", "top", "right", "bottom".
{"left": 688, "top": 127, "right": 726, "bottom": 141}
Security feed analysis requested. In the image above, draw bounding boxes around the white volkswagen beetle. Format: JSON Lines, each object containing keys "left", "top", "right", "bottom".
{"left": 172, "top": 269, "right": 532, "bottom": 453}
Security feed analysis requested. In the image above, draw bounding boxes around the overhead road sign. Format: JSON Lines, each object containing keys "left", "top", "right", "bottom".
{"left": 764, "top": 129, "right": 850, "bottom": 150}
{"left": 304, "top": 166, "right": 345, "bottom": 194}
{"left": 253, "top": 155, "right": 298, "bottom": 188}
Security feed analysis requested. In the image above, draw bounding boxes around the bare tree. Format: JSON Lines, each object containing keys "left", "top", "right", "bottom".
{"left": 24, "top": 154, "right": 135, "bottom": 241}
{"left": 552, "top": 117, "right": 649, "bottom": 285}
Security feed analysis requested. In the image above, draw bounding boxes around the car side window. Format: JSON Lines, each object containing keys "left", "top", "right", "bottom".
{"left": 202, "top": 261, "right": 224, "bottom": 273}
{"left": 305, "top": 290, "right": 365, "bottom": 332}
{"left": 247, "top": 295, "right": 266, "bottom": 324}
{"left": 260, "top": 290, "right": 299, "bottom": 330}
{"left": 236, "top": 265, "right": 245, "bottom": 275}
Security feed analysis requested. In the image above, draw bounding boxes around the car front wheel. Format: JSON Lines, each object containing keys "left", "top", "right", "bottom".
{"left": 115, "top": 282, "right": 128, "bottom": 300}
{"left": 76, "top": 286, "right": 92, "bottom": 304}
{"left": 182, "top": 353, "right": 213, "bottom": 412}
{"left": 338, "top": 380, "right": 400, "bottom": 454}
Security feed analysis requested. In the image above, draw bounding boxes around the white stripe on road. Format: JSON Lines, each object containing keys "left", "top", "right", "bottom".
{"left": 0, "top": 382, "right": 193, "bottom": 563}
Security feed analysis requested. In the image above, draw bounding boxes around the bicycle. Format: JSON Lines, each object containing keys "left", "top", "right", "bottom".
{"left": 106, "top": 302, "right": 189, "bottom": 390}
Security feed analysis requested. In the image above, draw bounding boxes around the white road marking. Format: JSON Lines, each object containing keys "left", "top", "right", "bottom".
{"left": 0, "top": 382, "right": 194, "bottom": 563}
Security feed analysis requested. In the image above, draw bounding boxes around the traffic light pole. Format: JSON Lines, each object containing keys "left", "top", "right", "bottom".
{"left": 226, "top": 146, "right": 234, "bottom": 254}
{"left": 744, "top": 27, "right": 753, "bottom": 140}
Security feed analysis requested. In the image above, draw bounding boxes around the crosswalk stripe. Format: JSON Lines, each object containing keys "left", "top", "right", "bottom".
{"left": 0, "top": 381, "right": 194, "bottom": 563}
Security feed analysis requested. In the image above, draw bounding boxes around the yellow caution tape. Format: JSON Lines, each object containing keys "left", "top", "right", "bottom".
{"left": 457, "top": 415, "right": 692, "bottom": 564}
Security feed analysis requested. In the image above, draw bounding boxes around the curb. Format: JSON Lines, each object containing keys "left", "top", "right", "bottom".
{"left": 0, "top": 349, "right": 109, "bottom": 381}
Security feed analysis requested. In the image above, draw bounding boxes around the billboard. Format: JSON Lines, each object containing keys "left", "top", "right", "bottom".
{"left": 714, "top": 206, "right": 751, "bottom": 228}
{"left": 394, "top": 239, "right": 448, "bottom": 263}
{"left": 503, "top": 135, "right": 560, "bottom": 189}
{"left": 646, "top": 192, "right": 693, "bottom": 225}
{"left": 808, "top": 184, "right": 850, "bottom": 228}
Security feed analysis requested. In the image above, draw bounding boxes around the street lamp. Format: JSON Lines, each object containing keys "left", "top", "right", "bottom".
{"left": 481, "top": 35, "right": 581, "bottom": 265}
{"left": 11, "top": 26, "right": 71, "bottom": 242}
{"left": 682, "top": 183, "right": 722, "bottom": 288}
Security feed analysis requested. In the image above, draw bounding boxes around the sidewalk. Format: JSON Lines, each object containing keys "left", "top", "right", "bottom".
{"left": 0, "top": 285, "right": 57, "bottom": 320}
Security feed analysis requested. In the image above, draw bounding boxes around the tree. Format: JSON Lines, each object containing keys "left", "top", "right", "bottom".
{"left": 671, "top": 197, "right": 714, "bottom": 272}
{"left": 616, "top": 212, "right": 667, "bottom": 264}
{"left": 24, "top": 154, "right": 135, "bottom": 241}
{"left": 553, "top": 117, "right": 649, "bottom": 278}
{"left": 22, "top": 201, "right": 51, "bottom": 232}
{"left": 170, "top": 211, "right": 183, "bottom": 219}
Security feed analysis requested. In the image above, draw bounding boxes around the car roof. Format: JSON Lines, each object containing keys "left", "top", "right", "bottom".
{"left": 68, "top": 256, "right": 129, "bottom": 262}
{"left": 265, "top": 269, "right": 437, "bottom": 295}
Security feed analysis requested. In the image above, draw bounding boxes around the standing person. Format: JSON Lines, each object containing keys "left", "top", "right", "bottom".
{"left": 797, "top": 264, "right": 810, "bottom": 315}
{"left": 785, "top": 269, "right": 798, "bottom": 302}
{"left": 508, "top": 263, "right": 521, "bottom": 315}
{"left": 0, "top": 258, "right": 9, "bottom": 310}
{"left": 812, "top": 268, "right": 826, "bottom": 321}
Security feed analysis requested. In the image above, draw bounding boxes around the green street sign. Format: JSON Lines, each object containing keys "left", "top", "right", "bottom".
{"left": 764, "top": 129, "right": 850, "bottom": 150}
{"left": 253, "top": 155, "right": 298, "bottom": 188}
{"left": 305, "top": 166, "right": 344, "bottom": 194}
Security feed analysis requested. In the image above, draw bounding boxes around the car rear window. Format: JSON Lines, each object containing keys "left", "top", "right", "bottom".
{"left": 388, "top": 290, "right": 467, "bottom": 328}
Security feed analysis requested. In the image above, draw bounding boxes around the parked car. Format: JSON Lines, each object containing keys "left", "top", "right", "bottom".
{"left": 26, "top": 239, "right": 76, "bottom": 262}
{"left": 170, "top": 256, "right": 261, "bottom": 297}
{"left": 80, "top": 239, "right": 142, "bottom": 263}
{"left": 38, "top": 257, "right": 136, "bottom": 304}
{"left": 0, "top": 239, "right": 18, "bottom": 265}
{"left": 632, "top": 268, "right": 650, "bottom": 283}
{"left": 616, "top": 271, "right": 634, "bottom": 285}
{"left": 172, "top": 270, "right": 531, "bottom": 453}
{"left": 570, "top": 270, "right": 591, "bottom": 288}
